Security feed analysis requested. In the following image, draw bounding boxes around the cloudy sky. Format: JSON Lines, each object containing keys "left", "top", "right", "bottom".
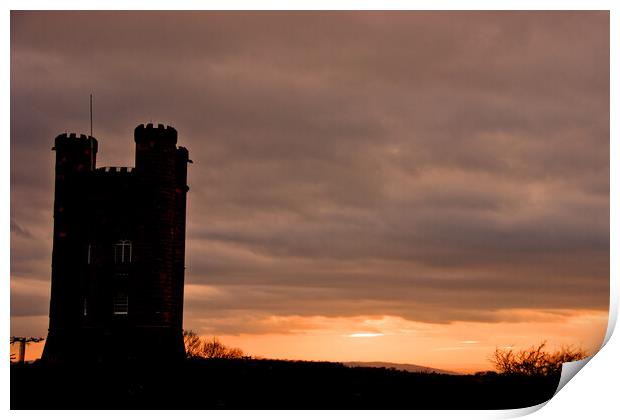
{"left": 10, "top": 11, "right": 609, "bottom": 371}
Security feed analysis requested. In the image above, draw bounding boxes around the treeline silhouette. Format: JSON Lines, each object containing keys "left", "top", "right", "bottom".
{"left": 11, "top": 357, "right": 561, "bottom": 409}
{"left": 11, "top": 338, "right": 587, "bottom": 409}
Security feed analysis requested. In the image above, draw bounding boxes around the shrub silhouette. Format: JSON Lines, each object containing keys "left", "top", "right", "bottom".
{"left": 183, "top": 330, "right": 245, "bottom": 359}
{"left": 491, "top": 341, "right": 588, "bottom": 376}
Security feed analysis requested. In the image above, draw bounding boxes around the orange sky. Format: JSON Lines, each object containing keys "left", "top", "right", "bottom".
{"left": 13, "top": 309, "right": 608, "bottom": 373}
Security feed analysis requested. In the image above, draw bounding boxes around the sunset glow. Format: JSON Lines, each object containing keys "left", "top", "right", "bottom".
{"left": 12, "top": 309, "right": 608, "bottom": 373}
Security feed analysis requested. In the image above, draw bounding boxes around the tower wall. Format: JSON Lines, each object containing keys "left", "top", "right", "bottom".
{"left": 43, "top": 134, "right": 98, "bottom": 362}
{"left": 134, "top": 124, "right": 178, "bottom": 326}
{"left": 173, "top": 147, "right": 191, "bottom": 330}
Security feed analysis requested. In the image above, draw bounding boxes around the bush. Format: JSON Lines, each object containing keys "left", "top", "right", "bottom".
{"left": 491, "top": 341, "right": 588, "bottom": 376}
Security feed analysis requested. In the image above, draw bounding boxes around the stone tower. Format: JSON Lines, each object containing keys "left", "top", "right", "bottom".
{"left": 42, "top": 123, "right": 191, "bottom": 363}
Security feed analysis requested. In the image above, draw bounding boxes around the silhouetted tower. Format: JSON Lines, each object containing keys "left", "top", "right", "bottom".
{"left": 42, "top": 124, "right": 191, "bottom": 363}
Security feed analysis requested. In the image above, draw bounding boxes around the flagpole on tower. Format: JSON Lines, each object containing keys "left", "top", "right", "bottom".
{"left": 90, "top": 94, "right": 93, "bottom": 137}
{"left": 89, "top": 94, "right": 94, "bottom": 170}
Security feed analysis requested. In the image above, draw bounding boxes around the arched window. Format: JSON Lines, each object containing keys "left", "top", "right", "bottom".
{"left": 114, "top": 240, "right": 132, "bottom": 263}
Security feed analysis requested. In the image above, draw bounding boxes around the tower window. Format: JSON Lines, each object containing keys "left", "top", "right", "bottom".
{"left": 114, "top": 240, "right": 132, "bottom": 263}
{"left": 113, "top": 294, "right": 128, "bottom": 315}
{"left": 87, "top": 244, "right": 92, "bottom": 264}
{"left": 83, "top": 298, "right": 88, "bottom": 316}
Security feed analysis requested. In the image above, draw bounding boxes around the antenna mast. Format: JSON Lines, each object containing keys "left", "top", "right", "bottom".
{"left": 89, "top": 94, "right": 94, "bottom": 170}
{"left": 90, "top": 94, "right": 93, "bottom": 137}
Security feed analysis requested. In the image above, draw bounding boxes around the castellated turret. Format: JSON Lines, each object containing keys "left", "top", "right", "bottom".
{"left": 42, "top": 124, "right": 190, "bottom": 363}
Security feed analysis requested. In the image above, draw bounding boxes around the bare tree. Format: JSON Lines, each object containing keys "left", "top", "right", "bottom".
{"left": 491, "top": 341, "right": 588, "bottom": 376}
{"left": 183, "top": 330, "right": 203, "bottom": 358}
{"left": 201, "top": 337, "right": 244, "bottom": 359}
{"left": 183, "top": 330, "right": 245, "bottom": 359}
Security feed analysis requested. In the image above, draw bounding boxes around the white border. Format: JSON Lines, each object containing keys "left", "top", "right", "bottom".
{"left": 4, "top": 2, "right": 617, "bottom": 419}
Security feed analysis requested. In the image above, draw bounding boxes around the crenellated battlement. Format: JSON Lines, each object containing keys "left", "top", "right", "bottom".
{"left": 95, "top": 166, "right": 135, "bottom": 174}
{"left": 134, "top": 123, "right": 177, "bottom": 145}
{"left": 55, "top": 132, "right": 96, "bottom": 142}
{"left": 53, "top": 133, "right": 98, "bottom": 153}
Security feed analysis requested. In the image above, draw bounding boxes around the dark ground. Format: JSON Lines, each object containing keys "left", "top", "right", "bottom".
{"left": 11, "top": 358, "right": 560, "bottom": 409}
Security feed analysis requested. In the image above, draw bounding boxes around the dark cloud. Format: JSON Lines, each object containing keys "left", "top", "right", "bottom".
{"left": 11, "top": 11, "right": 609, "bottom": 335}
